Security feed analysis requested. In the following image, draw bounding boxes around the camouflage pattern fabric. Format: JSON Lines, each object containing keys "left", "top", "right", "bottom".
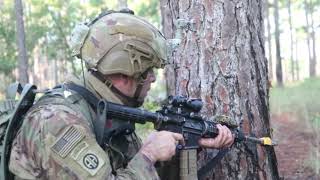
{"left": 70, "top": 12, "right": 167, "bottom": 79}
{"left": 9, "top": 80, "right": 160, "bottom": 180}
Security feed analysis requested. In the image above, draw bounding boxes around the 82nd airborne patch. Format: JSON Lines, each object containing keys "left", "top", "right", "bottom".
{"left": 77, "top": 150, "right": 105, "bottom": 176}
{"left": 83, "top": 153, "right": 99, "bottom": 169}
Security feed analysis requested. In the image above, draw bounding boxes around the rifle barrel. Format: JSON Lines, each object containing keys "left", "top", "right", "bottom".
{"left": 106, "top": 101, "right": 165, "bottom": 124}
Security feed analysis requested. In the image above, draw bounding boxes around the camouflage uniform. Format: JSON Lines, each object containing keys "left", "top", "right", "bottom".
{"left": 10, "top": 11, "right": 167, "bottom": 180}
{"left": 9, "top": 74, "right": 160, "bottom": 180}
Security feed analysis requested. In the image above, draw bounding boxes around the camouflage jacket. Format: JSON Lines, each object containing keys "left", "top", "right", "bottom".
{"left": 9, "top": 77, "right": 160, "bottom": 180}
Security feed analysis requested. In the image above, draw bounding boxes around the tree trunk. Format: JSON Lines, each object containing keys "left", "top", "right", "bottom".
{"left": 304, "top": 0, "right": 314, "bottom": 77}
{"left": 54, "top": 59, "right": 58, "bottom": 85}
{"left": 274, "top": 0, "right": 283, "bottom": 87}
{"left": 161, "top": 0, "right": 279, "bottom": 179}
{"left": 295, "top": 35, "right": 300, "bottom": 81}
{"left": 117, "top": 0, "right": 127, "bottom": 10}
{"left": 287, "top": 0, "right": 295, "bottom": 81}
{"left": 310, "top": 4, "right": 317, "bottom": 77}
{"left": 15, "top": 0, "right": 29, "bottom": 84}
{"left": 266, "top": 1, "right": 273, "bottom": 81}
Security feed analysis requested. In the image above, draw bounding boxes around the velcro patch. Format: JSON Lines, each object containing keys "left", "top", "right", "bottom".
{"left": 51, "top": 126, "right": 85, "bottom": 158}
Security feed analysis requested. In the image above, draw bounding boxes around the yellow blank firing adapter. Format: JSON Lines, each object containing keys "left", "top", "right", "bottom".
{"left": 260, "top": 137, "right": 277, "bottom": 146}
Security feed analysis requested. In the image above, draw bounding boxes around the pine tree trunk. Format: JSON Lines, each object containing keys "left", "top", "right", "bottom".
{"left": 266, "top": 0, "right": 273, "bottom": 81}
{"left": 161, "top": 0, "right": 279, "bottom": 179}
{"left": 274, "top": 0, "right": 283, "bottom": 87}
{"left": 287, "top": 0, "right": 295, "bottom": 81}
{"left": 15, "top": 0, "right": 29, "bottom": 84}
{"left": 304, "top": 0, "right": 314, "bottom": 77}
{"left": 310, "top": 6, "right": 317, "bottom": 77}
{"left": 295, "top": 35, "right": 300, "bottom": 81}
{"left": 54, "top": 59, "right": 58, "bottom": 85}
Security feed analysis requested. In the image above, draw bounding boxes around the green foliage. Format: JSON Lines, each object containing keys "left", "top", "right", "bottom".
{"left": 135, "top": 122, "right": 154, "bottom": 140}
{"left": 136, "top": 86, "right": 165, "bottom": 139}
{"left": 0, "top": 0, "right": 115, "bottom": 81}
{"left": 135, "top": 95, "right": 163, "bottom": 140}
{"left": 129, "top": 0, "right": 160, "bottom": 28}
{"left": 0, "top": 0, "right": 17, "bottom": 74}
{"left": 89, "top": 0, "right": 105, "bottom": 7}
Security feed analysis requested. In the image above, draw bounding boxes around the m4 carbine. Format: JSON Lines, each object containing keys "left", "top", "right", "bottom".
{"left": 97, "top": 95, "right": 276, "bottom": 149}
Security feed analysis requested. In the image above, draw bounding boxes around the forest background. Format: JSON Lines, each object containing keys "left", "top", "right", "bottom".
{"left": 0, "top": 0, "right": 319, "bottom": 179}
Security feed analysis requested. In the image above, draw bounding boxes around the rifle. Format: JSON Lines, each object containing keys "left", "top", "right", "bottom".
{"left": 97, "top": 95, "right": 277, "bottom": 149}
{"left": 96, "top": 95, "right": 277, "bottom": 179}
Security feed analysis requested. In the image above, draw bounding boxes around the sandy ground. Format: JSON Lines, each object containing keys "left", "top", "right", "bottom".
{"left": 272, "top": 113, "right": 319, "bottom": 180}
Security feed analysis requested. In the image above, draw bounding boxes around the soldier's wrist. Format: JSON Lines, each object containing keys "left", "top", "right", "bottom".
{"left": 140, "top": 148, "right": 156, "bottom": 164}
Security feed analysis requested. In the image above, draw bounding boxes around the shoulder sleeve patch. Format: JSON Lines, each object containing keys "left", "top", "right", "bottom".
{"left": 51, "top": 126, "right": 85, "bottom": 158}
{"left": 76, "top": 150, "right": 105, "bottom": 176}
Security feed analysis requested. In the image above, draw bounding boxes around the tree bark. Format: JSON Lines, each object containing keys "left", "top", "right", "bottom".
{"left": 15, "top": 0, "right": 29, "bottom": 84}
{"left": 287, "top": 0, "right": 295, "bottom": 81}
{"left": 161, "top": 0, "right": 279, "bottom": 179}
{"left": 274, "top": 0, "right": 283, "bottom": 87}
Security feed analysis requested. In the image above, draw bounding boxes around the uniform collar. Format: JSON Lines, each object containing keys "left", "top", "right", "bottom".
{"left": 65, "top": 72, "right": 123, "bottom": 105}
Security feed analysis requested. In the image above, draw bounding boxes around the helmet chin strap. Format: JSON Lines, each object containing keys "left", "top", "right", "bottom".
{"left": 132, "top": 80, "right": 145, "bottom": 105}
{"left": 91, "top": 70, "right": 144, "bottom": 107}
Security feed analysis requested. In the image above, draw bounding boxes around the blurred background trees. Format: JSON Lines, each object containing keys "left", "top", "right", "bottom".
{"left": 265, "top": 0, "right": 319, "bottom": 84}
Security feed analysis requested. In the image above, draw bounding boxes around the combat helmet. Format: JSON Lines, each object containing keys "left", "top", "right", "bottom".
{"left": 69, "top": 9, "right": 167, "bottom": 78}
{"left": 69, "top": 9, "right": 167, "bottom": 106}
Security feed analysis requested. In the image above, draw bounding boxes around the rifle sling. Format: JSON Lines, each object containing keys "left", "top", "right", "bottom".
{"left": 197, "top": 148, "right": 229, "bottom": 180}
{"left": 64, "top": 83, "right": 107, "bottom": 145}
{"left": 64, "top": 83, "right": 99, "bottom": 110}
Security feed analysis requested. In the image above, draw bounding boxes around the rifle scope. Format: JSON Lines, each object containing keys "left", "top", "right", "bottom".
{"left": 168, "top": 95, "right": 203, "bottom": 112}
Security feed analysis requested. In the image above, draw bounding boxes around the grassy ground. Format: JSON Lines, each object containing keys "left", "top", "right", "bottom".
{"left": 270, "top": 77, "right": 320, "bottom": 175}
{"left": 270, "top": 77, "right": 320, "bottom": 132}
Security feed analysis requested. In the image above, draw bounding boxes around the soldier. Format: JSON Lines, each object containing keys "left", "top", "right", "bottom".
{"left": 9, "top": 10, "right": 234, "bottom": 179}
